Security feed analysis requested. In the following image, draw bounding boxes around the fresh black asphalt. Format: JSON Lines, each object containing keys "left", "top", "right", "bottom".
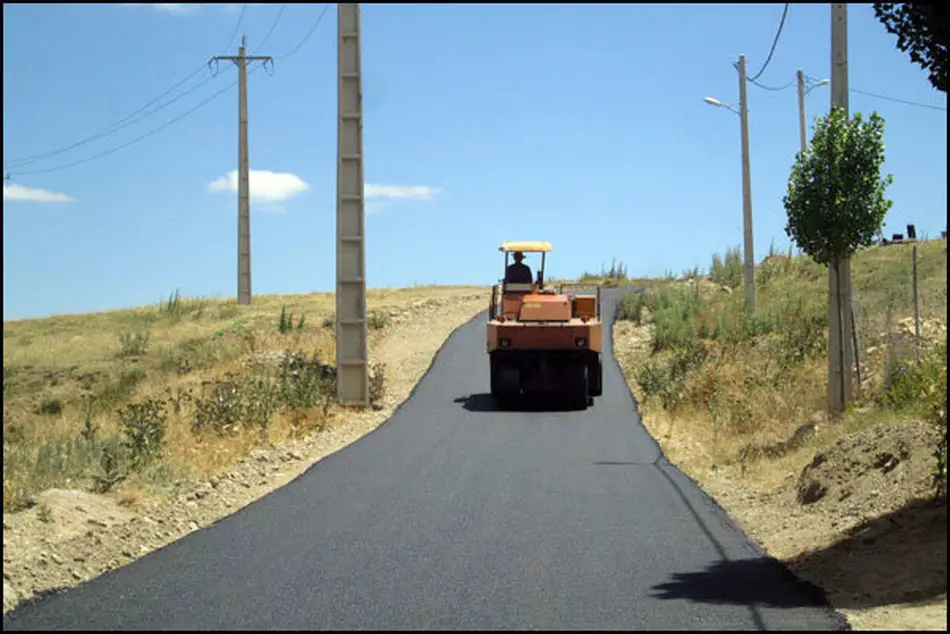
{"left": 3, "top": 288, "right": 850, "bottom": 630}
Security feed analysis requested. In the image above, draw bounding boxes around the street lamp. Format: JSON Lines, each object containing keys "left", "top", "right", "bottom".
{"left": 703, "top": 53, "right": 755, "bottom": 315}
{"left": 797, "top": 71, "right": 830, "bottom": 154}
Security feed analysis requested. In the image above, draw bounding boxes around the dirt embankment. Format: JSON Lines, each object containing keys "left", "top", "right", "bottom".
{"left": 613, "top": 319, "right": 947, "bottom": 632}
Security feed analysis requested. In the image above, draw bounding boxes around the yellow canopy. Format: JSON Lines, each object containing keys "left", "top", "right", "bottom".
{"left": 499, "top": 241, "right": 552, "bottom": 253}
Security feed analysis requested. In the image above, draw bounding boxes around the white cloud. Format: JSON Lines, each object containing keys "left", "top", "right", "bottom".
{"left": 364, "top": 183, "right": 440, "bottom": 214}
{"left": 365, "top": 184, "right": 439, "bottom": 201}
{"left": 3, "top": 183, "right": 75, "bottom": 203}
{"left": 152, "top": 3, "right": 197, "bottom": 14}
{"left": 207, "top": 169, "right": 310, "bottom": 204}
{"left": 119, "top": 3, "right": 200, "bottom": 14}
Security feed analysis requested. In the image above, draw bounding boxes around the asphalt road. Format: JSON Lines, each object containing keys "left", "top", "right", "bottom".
{"left": 3, "top": 288, "right": 849, "bottom": 631}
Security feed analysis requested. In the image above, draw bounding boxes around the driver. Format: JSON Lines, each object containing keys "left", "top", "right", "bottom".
{"left": 505, "top": 251, "right": 533, "bottom": 284}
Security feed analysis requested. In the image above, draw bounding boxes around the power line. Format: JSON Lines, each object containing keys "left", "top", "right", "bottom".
{"left": 256, "top": 4, "right": 287, "bottom": 51}
{"left": 5, "top": 63, "right": 215, "bottom": 170}
{"left": 274, "top": 4, "right": 331, "bottom": 60}
{"left": 849, "top": 87, "right": 947, "bottom": 111}
{"left": 748, "top": 76, "right": 795, "bottom": 91}
{"left": 8, "top": 62, "right": 266, "bottom": 177}
{"left": 223, "top": 4, "right": 247, "bottom": 54}
{"left": 804, "top": 73, "right": 947, "bottom": 111}
{"left": 7, "top": 69, "right": 226, "bottom": 171}
{"left": 748, "top": 3, "right": 789, "bottom": 83}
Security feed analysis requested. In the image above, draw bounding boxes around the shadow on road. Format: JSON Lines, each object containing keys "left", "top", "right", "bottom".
{"left": 650, "top": 556, "right": 830, "bottom": 608}
{"left": 453, "top": 393, "right": 587, "bottom": 413}
{"left": 652, "top": 496, "right": 947, "bottom": 611}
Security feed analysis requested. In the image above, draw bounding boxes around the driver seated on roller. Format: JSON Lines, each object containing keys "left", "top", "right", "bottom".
{"left": 505, "top": 251, "right": 533, "bottom": 284}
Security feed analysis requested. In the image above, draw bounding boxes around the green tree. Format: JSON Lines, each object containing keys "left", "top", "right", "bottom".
{"left": 783, "top": 107, "right": 894, "bottom": 268}
{"left": 784, "top": 106, "right": 893, "bottom": 415}
{"left": 873, "top": 3, "right": 947, "bottom": 93}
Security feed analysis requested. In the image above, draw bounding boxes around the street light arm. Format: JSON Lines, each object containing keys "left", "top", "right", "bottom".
{"left": 703, "top": 96, "right": 741, "bottom": 116}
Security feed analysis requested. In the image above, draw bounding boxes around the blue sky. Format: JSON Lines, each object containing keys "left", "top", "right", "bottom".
{"left": 3, "top": 3, "right": 947, "bottom": 321}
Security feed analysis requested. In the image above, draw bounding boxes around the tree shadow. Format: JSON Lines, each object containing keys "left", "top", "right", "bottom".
{"left": 651, "top": 495, "right": 947, "bottom": 610}
{"left": 782, "top": 495, "right": 947, "bottom": 609}
{"left": 453, "top": 393, "right": 587, "bottom": 413}
{"left": 650, "top": 556, "right": 830, "bottom": 608}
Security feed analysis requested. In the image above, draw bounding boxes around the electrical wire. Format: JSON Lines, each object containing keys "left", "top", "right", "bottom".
{"left": 748, "top": 3, "right": 789, "bottom": 83}
{"left": 748, "top": 76, "right": 795, "bottom": 92}
{"left": 274, "top": 4, "right": 331, "bottom": 60}
{"left": 849, "top": 87, "right": 947, "bottom": 111}
{"left": 804, "top": 73, "right": 947, "bottom": 111}
{"left": 256, "top": 4, "right": 286, "bottom": 51}
{"left": 4, "top": 63, "right": 215, "bottom": 170}
{"left": 224, "top": 4, "right": 247, "bottom": 53}
{"left": 7, "top": 62, "right": 266, "bottom": 177}
{"left": 6, "top": 69, "right": 226, "bottom": 172}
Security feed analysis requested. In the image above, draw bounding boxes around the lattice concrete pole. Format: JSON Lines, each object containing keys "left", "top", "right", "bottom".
{"left": 336, "top": 3, "right": 369, "bottom": 405}
{"left": 213, "top": 36, "right": 272, "bottom": 305}
{"left": 828, "top": 2, "right": 854, "bottom": 415}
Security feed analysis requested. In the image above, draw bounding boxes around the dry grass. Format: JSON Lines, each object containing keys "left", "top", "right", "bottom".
{"left": 616, "top": 238, "right": 948, "bottom": 484}
{"left": 2, "top": 285, "right": 487, "bottom": 512}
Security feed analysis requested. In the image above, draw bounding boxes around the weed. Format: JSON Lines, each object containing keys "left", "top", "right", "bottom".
{"left": 369, "top": 361, "right": 387, "bottom": 409}
{"left": 192, "top": 374, "right": 245, "bottom": 437}
{"left": 710, "top": 246, "right": 743, "bottom": 289}
{"left": 117, "top": 331, "right": 150, "bottom": 358}
{"left": 119, "top": 398, "right": 167, "bottom": 470}
{"left": 91, "top": 443, "right": 126, "bottom": 494}
{"left": 80, "top": 396, "right": 98, "bottom": 442}
{"left": 38, "top": 398, "right": 63, "bottom": 416}
{"left": 368, "top": 310, "right": 391, "bottom": 330}
{"left": 37, "top": 503, "right": 53, "bottom": 523}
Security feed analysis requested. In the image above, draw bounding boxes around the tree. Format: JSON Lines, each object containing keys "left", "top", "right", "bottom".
{"left": 783, "top": 106, "right": 894, "bottom": 416}
{"left": 784, "top": 107, "right": 894, "bottom": 268}
{"left": 873, "top": 3, "right": 947, "bottom": 93}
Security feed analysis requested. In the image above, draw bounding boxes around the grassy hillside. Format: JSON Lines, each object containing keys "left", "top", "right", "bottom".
{"left": 616, "top": 238, "right": 946, "bottom": 477}
{"left": 613, "top": 238, "right": 947, "bottom": 629}
{"left": 2, "top": 286, "right": 488, "bottom": 512}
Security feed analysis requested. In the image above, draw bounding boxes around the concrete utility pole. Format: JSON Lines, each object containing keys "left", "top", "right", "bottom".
{"left": 213, "top": 36, "right": 272, "bottom": 306}
{"left": 738, "top": 54, "right": 756, "bottom": 314}
{"left": 828, "top": 2, "right": 854, "bottom": 416}
{"left": 797, "top": 69, "right": 808, "bottom": 155}
{"left": 336, "top": 3, "right": 369, "bottom": 406}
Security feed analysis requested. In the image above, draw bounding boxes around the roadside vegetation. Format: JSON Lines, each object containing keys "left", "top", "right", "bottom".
{"left": 1, "top": 286, "right": 483, "bottom": 512}
{"left": 616, "top": 238, "right": 947, "bottom": 490}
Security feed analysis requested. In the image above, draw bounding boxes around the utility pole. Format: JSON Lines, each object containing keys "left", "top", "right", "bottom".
{"left": 738, "top": 54, "right": 756, "bottom": 314}
{"left": 336, "top": 3, "right": 369, "bottom": 406}
{"left": 828, "top": 2, "right": 854, "bottom": 416}
{"left": 797, "top": 69, "right": 807, "bottom": 155}
{"left": 212, "top": 36, "right": 272, "bottom": 306}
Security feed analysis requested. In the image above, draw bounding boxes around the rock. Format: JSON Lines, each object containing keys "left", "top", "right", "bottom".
{"left": 49, "top": 554, "right": 64, "bottom": 566}
{"left": 70, "top": 570, "right": 82, "bottom": 581}
{"left": 797, "top": 479, "right": 827, "bottom": 505}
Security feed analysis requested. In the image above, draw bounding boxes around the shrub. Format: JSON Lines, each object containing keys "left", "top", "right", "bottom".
{"left": 368, "top": 310, "right": 391, "bottom": 330}
{"left": 119, "top": 398, "right": 167, "bottom": 470}
{"left": 710, "top": 246, "right": 742, "bottom": 289}
{"left": 192, "top": 374, "right": 245, "bottom": 436}
{"left": 38, "top": 398, "right": 63, "bottom": 416}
